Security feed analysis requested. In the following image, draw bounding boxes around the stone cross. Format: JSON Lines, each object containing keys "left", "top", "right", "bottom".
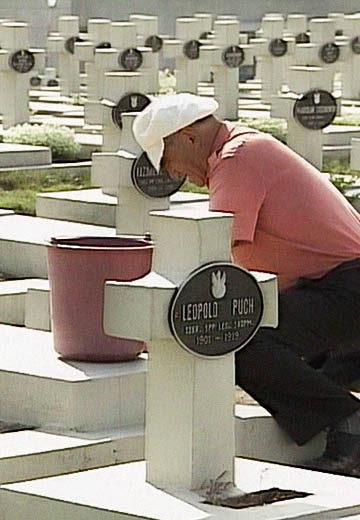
{"left": 271, "top": 66, "right": 340, "bottom": 169}
{"left": 91, "top": 102, "right": 187, "bottom": 235}
{"left": 201, "top": 19, "right": 254, "bottom": 120}
{"left": 98, "top": 71, "right": 147, "bottom": 152}
{"left": 80, "top": 21, "right": 154, "bottom": 126}
{"left": 294, "top": 17, "right": 347, "bottom": 92}
{"left": 250, "top": 14, "right": 295, "bottom": 103}
{"left": 47, "top": 15, "right": 82, "bottom": 97}
{"left": 73, "top": 17, "right": 112, "bottom": 102}
{"left": 341, "top": 14, "right": 360, "bottom": 99}
{"left": 0, "top": 21, "right": 45, "bottom": 129}
{"left": 129, "top": 14, "right": 162, "bottom": 94}
{"left": 270, "top": 16, "right": 347, "bottom": 169}
{"left": 162, "top": 17, "right": 204, "bottom": 93}
{"left": 104, "top": 204, "right": 278, "bottom": 492}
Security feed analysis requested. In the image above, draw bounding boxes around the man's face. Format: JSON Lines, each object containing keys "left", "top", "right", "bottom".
{"left": 161, "top": 131, "right": 207, "bottom": 187}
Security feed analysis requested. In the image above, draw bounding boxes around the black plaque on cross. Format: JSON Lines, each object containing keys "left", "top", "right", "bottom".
{"left": 111, "top": 92, "right": 151, "bottom": 129}
{"left": 293, "top": 89, "right": 337, "bottom": 130}
{"left": 131, "top": 152, "right": 184, "bottom": 198}
{"left": 319, "top": 42, "right": 340, "bottom": 64}
{"left": 95, "top": 41, "right": 111, "bottom": 51}
{"left": 65, "top": 36, "right": 84, "bottom": 54}
{"left": 30, "top": 75, "right": 41, "bottom": 87}
{"left": 269, "top": 38, "right": 288, "bottom": 57}
{"left": 295, "top": 32, "right": 310, "bottom": 44}
{"left": 221, "top": 45, "right": 245, "bottom": 68}
{"left": 351, "top": 36, "right": 360, "bottom": 55}
{"left": 183, "top": 40, "right": 201, "bottom": 59}
{"left": 145, "top": 35, "right": 163, "bottom": 53}
{"left": 9, "top": 50, "right": 35, "bottom": 73}
{"left": 169, "top": 262, "right": 264, "bottom": 358}
{"left": 119, "top": 48, "right": 143, "bottom": 70}
{"left": 200, "top": 31, "right": 212, "bottom": 40}
{"left": 47, "top": 78, "right": 59, "bottom": 87}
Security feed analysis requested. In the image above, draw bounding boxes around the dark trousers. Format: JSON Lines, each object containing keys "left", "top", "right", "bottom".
{"left": 235, "top": 260, "right": 360, "bottom": 446}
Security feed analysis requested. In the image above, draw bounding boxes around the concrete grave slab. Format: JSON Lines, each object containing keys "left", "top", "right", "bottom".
{"left": 0, "top": 427, "right": 143, "bottom": 485}
{"left": 0, "top": 324, "right": 146, "bottom": 432}
{"left": 0, "top": 214, "right": 116, "bottom": 278}
{"left": 2, "top": 458, "right": 360, "bottom": 519}
{"left": 36, "top": 188, "right": 209, "bottom": 226}
{"left": 0, "top": 143, "right": 51, "bottom": 167}
{"left": 0, "top": 278, "right": 49, "bottom": 326}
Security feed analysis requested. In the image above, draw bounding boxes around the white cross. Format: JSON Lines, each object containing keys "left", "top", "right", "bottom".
{"left": 47, "top": 15, "right": 82, "bottom": 97}
{"left": 0, "top": 22, "right": 45, "bottom": 129}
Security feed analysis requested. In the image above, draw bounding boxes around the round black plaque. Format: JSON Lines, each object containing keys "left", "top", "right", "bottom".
{"left": 131, "top": 152, "right": 184, "bottom": 198}
{"left": 47, "top": 78, "right": 59, "bottom": 87}
{"left": 269, "top": 38, "right": 288, "bottom": 57}
{"left": 183, "top": 40, "right": 201, "bottom": 60}
{"left": 293, "top": 89, "right": 337, "bottom": 130}
{"left": 169, "top": 262, "right": 264, "bottom": 358}
{"left": 119, "top": 48, "right": 143, "bottom": 70}
{"left": 200, "top": 31, "right": 212, "bottom": 40}
{"left": 295, "top": 32, "right": 310, "bottom": 44}
{"left": 111, "top": 92, "right": 151, "bottom": 129}
{"left": 221, "top": 45, "right": 245, "bottom": 68}
{"left": 30, "top": 75, "right": 41, "bottom": 87}
{"left": 65, "top": 36, "right": 84, "bottom": 54}
{"left": 351, "top": 36, "right": 360, "bottom": 55}
{"left": 95, "top": 41, "right": 112, "bottom": 51}
{"left": 145, "top": 35, "right": 163, "bottom": 53}
{"left": 319, "top": 42, "right": 340, "bottom": 64}
{"left": 9, "top": 50, "right": 35, "bottom": 74}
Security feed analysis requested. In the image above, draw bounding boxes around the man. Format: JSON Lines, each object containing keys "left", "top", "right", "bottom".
{"left": 133, "top": 93, "right": 360, "bottom": 476}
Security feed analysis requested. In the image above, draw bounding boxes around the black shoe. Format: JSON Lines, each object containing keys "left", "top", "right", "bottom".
{"left": 303, "top": 430, "right": 360, "bottom": 477}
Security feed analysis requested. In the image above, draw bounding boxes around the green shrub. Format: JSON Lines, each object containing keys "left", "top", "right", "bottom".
{"left": 333, "top": 114, "right": 360, "bottom": 126}
{"left": 235, "top": 117, "right": 288, "bottom": 143}
{"left": 3, "top": 123, "right": 81, "bottom": 161}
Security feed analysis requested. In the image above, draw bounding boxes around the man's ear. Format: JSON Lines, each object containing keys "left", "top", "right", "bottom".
{"left": 179, "top": 126, "right": 198, "bottom": 145}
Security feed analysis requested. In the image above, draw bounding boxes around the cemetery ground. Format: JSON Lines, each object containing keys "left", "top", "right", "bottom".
{"left": 3, "top": 80, "right": 360, "bottom": 519}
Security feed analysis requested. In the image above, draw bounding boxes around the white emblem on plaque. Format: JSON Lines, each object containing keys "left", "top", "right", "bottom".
{"left": 131, "top": 95, "right": 138, "bottom": 108}
{"left": 314, "top": 92, "right": 320, "bottom": 104}
{"left": 211, "top": 271, "right": 226, "bottom": 299}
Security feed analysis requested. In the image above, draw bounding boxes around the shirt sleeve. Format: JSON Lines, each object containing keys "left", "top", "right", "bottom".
{"left": 209, "top": 153, "right": 266, "bottom": 243}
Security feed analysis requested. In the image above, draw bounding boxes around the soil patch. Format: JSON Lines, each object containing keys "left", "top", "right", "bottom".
{"left": 204, "top": 488, "right": 310, "bottom": 509}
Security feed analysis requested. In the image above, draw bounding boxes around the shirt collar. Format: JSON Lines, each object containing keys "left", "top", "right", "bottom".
{"left": 207, "top": 122, "right": 233, "bottom": 171}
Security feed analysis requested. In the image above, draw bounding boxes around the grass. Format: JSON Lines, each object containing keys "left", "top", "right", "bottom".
{"left": 1, "top": 110, "right": 360, "bottom": 216}
{"left": 0, "top": 167, "right": 91, "bottom": 215}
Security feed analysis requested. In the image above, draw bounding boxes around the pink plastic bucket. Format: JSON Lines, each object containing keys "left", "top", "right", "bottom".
{"left": 47, "top": 235, "right": 153, "bottom": 362}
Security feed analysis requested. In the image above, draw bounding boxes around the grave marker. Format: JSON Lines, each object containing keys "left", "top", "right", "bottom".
{"left": 0, "top": 22, "right": 45, "bottom": 129}
{"left": 250, "top": 14, "right": 294, "bottom": 103}
{"left": 104, "top": 204, "right": 278, "bottom": 493}
{"left": 202, "top": 19, "right": 254, "bottom": 119}
{"left": 342, "top": 14, "right": 360, "bottom": 99}
{"left": 80, "top": 21, "right": 155, "bottom": 126}
{"left": 47, "top": 15, "right": 82, "bottom": 96}
{"left": 162, "top": 17, "right": 203, "bottom": 93}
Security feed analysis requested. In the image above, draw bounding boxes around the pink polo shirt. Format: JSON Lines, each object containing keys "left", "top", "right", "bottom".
{"left": 208, "top": 122, "right": 360, "bottom": 291}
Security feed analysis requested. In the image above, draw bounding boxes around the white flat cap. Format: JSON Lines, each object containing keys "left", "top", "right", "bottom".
{"left": 132, "top": 93, "right": 218, "bottom": 170}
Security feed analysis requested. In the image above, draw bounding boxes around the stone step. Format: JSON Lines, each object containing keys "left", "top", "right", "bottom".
{"left": 0, "top": 325, "right": 146, "bottom": 432}
{"left": 36, "top": 188, "right": 209, "bottom": 226}
{"left": 0, "top": 214, "right": 116, "bottom": 278}
{"left": 2, "top": 458, "right": 360, "bottom": 520}
{"left": 24, "top": 280, "right": 51, "bottom": 331}
{"left": 0, "top": 426, "right": 143, "bottom": 485}
{"left": 323, "top": 125, "right": 360, "bottom": 146}
{"left": 0, "top": 143, "right": 51, "bottom": 168}
{"left": 235, "top": 404, "right": 325, "bottom": 465}
{"left": 323, "top": 144, "right": 351, "bottom": 160}
{"left": 0, "top": 279, "right": 49, "bottom": 327}
{"left": 0, "top": 320, "right": 323, "bottom": 466}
